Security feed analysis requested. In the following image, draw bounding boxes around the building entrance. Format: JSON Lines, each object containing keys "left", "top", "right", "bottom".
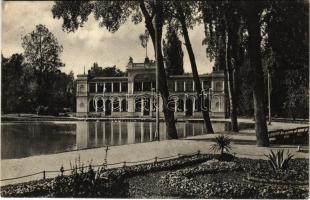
{"left": 105, "top": 99, "right": 111, "bottom": 116}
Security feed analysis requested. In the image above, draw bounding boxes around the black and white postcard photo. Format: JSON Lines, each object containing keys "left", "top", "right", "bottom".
{"left": 1, "top": 0, "right": 309, "bottom": 199}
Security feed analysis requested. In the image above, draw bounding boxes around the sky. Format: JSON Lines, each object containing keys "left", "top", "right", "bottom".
{"left": 2, "top": 1, "right": 214, "bottom": 76}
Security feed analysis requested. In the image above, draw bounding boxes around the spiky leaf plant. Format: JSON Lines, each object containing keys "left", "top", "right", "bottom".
{"left": 210, "top": 135, "right": 232, "bottom": 155}
{"left": 265, "top": 149, "right": 294, "bottom": 171}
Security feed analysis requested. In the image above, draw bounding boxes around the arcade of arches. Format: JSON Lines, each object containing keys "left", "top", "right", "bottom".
{"left": 88, "top": 94, "right": 213, "bottom": 117}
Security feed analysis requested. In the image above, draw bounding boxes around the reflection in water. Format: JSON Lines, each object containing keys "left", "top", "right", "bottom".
{"left": 1, "top": 121, "right": 254, "bottom": 159}
{"left": 1, "top": 122, "right": 76, "bottom": 160}
{"left": 75, "top": 121, "right": 199, "bottom": 149}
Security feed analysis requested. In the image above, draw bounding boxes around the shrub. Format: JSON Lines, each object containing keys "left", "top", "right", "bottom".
{"left": 52, "top": 164, "right": 128, "bottom": 198}
{"left": 210, "top": 134, "right": 232, "bottom": 155}
{"left": 265, "top": 149, "right": 294, "bottom": 171}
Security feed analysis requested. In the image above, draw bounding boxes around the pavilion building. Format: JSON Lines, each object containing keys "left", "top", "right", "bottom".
{"left": 76, "top": 58, "right": 226, "bottom": 118}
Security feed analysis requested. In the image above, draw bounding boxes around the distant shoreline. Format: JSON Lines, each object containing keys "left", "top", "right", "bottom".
{"left": 1, "top": 114, "right": 308, "bottom": 124}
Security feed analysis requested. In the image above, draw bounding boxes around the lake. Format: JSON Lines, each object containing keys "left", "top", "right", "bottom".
{"left": 1, "top": 121, "right": 254, "bottom": 159}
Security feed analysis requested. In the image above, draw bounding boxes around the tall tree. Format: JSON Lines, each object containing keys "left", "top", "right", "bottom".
{"left": 241, "top": 1, "right": 269, "bottom": 146}
{"left": 224, "top": 2, "right": 243, "bottom": 132}
{"left": 22, "top": 24, "right": 64, "bottom": 73}
{"left": 201, "top": 1, "right": 243, "bottom": 132}
{"left": 51, "top": 71, "right": 76, "bottom": 113}
{"left": 163, "top": 26, "right": 184, "bottom": 77}
{"left": 263, "top": 0, "right": 308, "bottom": 71}
{"left": 202, "top": 1, "right": 269, "bottom": 145}
{"left": 52, "top": 0, "right": 178, "bottom": 139}
{"left": 167, "top": 2, "right": 214, "bottom": 133}
{"left": 22, "top": 24, "right": 64, "bottom": 109}
{"left": 2, "top": 54, "right": 37, "bottom": 113}
{"left": 263, "top": 0, "right": 309, "bottom": 120}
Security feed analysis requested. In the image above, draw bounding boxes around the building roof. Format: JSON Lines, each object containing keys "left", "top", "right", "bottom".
{"left": 76, "top": 60, "right": 224, "bottom": 80}
{"left": 91, "top": 76, "right": 128, "bottom": 81}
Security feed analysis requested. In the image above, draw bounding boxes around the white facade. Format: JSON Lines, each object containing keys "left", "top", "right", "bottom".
{"left": 76, "top": 60, "right": 226, "bottom": 118}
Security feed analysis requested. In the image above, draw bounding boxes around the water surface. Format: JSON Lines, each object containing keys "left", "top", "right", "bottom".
{"left": 1, "top": 121, "right": 254, "bottom": 159}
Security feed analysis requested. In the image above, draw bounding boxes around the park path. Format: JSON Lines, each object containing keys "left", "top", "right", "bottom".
{"left": 1, "top": 125, "right": 308, "bottom": 186}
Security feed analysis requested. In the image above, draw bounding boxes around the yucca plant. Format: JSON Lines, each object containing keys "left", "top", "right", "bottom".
{"left": 210, "top": 135, "right": 232, "bottom": 155}
{"left": 265, "top": 149, "right": 294, "bottom": 171}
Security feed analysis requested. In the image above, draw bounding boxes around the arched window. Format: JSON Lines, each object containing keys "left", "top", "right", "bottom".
{"left": 113, "top": 99, "right": 119, "bottom": 112}
{"left": 135, "top": 97, "right": 142, "bottom": 112}
{"left": 97, "top": 99, "right": 104, "bottom": 112}
{"left": 185, "top": 98, "right": 193, "bottom": 116}
{"left": 121, "top": 99, "right": 127, "bottom": 112}
{"left": 105, "top": 99, "right": 112, "bottom": 115}
{"left": 213, "top": 96, "right": 221, "bottom": 111}
{"left": 177, "top": 98, "right": 184, "bottom": 112}
{"left": 167, "top": 99, "right": 176, "bottom": 112}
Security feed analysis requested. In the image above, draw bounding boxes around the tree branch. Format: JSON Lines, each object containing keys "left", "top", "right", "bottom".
{"left": 139, "top": 0, "right": 152, "bottom": 23}
{"left": 139, "top": 0, "right": 155, "bottom": 46}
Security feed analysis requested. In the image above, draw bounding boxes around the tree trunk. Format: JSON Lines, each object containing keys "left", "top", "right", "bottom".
{"left": 140, "top": 0, "right": 178, "bottom": 139}
{"left": 177, "top": 5, "right": 214, "bottom": 133}
{"left": 223, "top": 59, "right": 230, "bottom": 119}
{"left": 217, "top": 30, "right": 230, "bottom": 119}
{"left": 225, "top": 31, "right": 239, "bottom": 132}
{"left": 222, "top": 6, "right": 239, "bottom": 132}
{"left": 245, "top": 5, "right": 269, "bottom": 147}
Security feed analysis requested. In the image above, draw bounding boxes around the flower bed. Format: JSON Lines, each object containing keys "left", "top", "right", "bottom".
{"left": 52, "top": 167, "right": 129, "bottom": 197}
{"left": 159, "top": 158, "right": 309, "bottom": 199}
{"left": 2, "top": 155, "right": 308, "bottom": 198}
{"left": 0, "top": 179, "right": 54, "bottom": 197}
{"left": 1, "top": 154, "right": 212, "bottom": 197}
{"left": 160, "top": 159, "right": 241, "bottom": 179}
{"left": 159, "top": 159, "right": 244, "bottom": 198}
{"left": 244, "top": 158, "right": 309, "bottom": 185}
